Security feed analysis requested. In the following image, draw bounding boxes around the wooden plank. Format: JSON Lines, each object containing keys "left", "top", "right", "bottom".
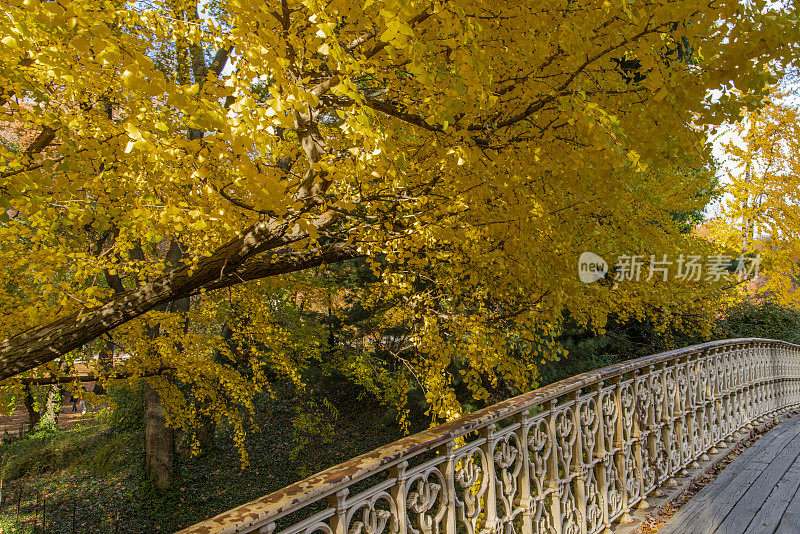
{"left": 714, "top": 440, "right": 800, "bottom": 534}
{"left": 675, "top": 414, "right": 800, "bottom": 506}
{"left": 773, "top": 470, "right": 800, "bottom": 534}
{"left": 744, "top": 460, "right": 800, "bottom": 534}
{"left": 658, "top": 415, "right": 800, "bottom": 534}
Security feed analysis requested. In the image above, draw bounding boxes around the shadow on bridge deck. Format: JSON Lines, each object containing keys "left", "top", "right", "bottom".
{"left": 659, "top": 413, "right": 800, "bottom": 534}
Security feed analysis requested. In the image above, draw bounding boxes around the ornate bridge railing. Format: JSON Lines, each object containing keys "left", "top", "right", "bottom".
{"left": 181, "top": 338, "right": 800, "bottom": 534}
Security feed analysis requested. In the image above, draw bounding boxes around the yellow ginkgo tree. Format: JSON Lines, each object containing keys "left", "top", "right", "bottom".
{"left": 0, "top": 0, "right": 797, "bottom": 483}
{"left": 711, "top": 93, "right": 800, "bottom": 304}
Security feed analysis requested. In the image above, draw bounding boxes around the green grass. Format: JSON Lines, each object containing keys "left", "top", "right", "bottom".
{"left": 0, "top": 383, "right": 424, "bottom": 533}
{"left": 1, "top": 425, "right": 132, "bottom": 482}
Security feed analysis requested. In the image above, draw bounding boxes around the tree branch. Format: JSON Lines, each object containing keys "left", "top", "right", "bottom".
{"left": 24, "top": 126, "right": 57, "bottom": 156}
{"left": 0, "top": 214, "right": 354, "bottom": 380}
{"left": 18, "top": 366, "right": 175, "bottom": 386}
{"left": 202, "top": 241, "right": 362, "bottom": 293}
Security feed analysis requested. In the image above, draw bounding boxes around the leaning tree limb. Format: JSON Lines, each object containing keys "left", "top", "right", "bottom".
{"left": 0, "top": 229, "right": 361, "bottom": 380}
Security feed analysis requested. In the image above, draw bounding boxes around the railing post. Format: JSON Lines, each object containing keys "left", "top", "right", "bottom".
{"left": 792, "top": 344, "right": 795, "bottom": 400}
{"left": 686, "top": 354, "right": 701, "bottom": 469}
{"left": 545, "top": 400, "right": 563, "bottom": 534}
{"left": 795, "top": 345, "right": 800, "bottom": 405}
{"left": 657, "top": 362, "right": 678, "bottom": 488}
{"left": 710, "top": 347, "right": 722, "bottom": 454}
{"left": 747, "top": 342, "right": 755, "bottom": 418}
{"left": 643, "top": 364, "right": 660, "bottom": 495}
{"left": 439, "top": 442, "right": 457, "bottom": 534}
{"left": 744, "top": 344, "right": 751, "bottom": 420}
{"left": 675, "top": 356, "right": 689, "bottom": 477}
{"left": 732, "top": 344, "right": 744, "bottom": 438}
{"left": 698, "top": 351, "right": 712, "bottom": 461}
{"left": 516, "top": 412, "right": 533, "bottom": 534}
{"left": 792, "top": 344, "right": 795, "bottom": 404}
{"left": 778, "top": 343, "right": 786, "bottom": 409}
{"left": 771, "top": 342, "right": 780, "bottom": 414}
{"left": 754, "top": 342, "right": 762, "bottom": 421}
{"left": 781, "top": 343, "right": 790, "bottom": 409}
{"left": 751, "top": 343, "right": 759, "bottom": 421}
{"left": 480, "top": 424, "right": 498, "bottom": 533}
{"left": 782, "top": 343, "right": 790, "bottom": 409}
{"left": 721, "top": 345, "right": 732, "bottom": 445}
{"left": 729, "top": 345, "right": 738, "bottom": 433}
{"left": 632, "top": 368, "right": 650, "bottom": 508}
{"left": 792, "top": 345, "right": 799, "bottom": 406}
{"left": 639, "top": 364, "right": 659, "bottom": 497}
{"left": 612, "top": 376, "right": 634, "bottom": 525}
{"left": 758, "top": 344, "right": 769, "bottom": 423}
{"left": 568, "top": 391, "right": 587, "bottom": 534}
{"left": 328, "top": 488, "right": 349, "bottom": 534}
{"left": 391, "top": 461, "right": 408, "bottom": 534}
{"left": 744, "top": 343, "right": 755, "bottom": 430}
{"left": 590, "top": 383, "right": 612, "bottom": 533}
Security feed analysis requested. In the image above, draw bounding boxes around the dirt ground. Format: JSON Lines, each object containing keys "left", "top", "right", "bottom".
{"left": 0, "top": 384, "right": 105, "bottom": 435}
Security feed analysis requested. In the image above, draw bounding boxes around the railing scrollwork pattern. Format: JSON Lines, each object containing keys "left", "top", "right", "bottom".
{"left": 182, "top": 339, "right": 800, "bottom": 534}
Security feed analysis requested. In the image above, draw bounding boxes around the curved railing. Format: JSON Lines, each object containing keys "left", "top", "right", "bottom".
{"left": 180, "top": 338, "right": 800, "bottom": 534}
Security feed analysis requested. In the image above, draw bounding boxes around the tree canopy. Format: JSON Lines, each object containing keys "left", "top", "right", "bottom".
{"left": 710, "top": 90, "right": 800, "bottom": 304}
{"left": 1, "top": 0, "right": 798, "bottom": 437}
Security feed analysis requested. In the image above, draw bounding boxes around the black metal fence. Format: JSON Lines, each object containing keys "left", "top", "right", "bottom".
{"left": 0, "top": 480, "right": 125, "bottom": 534}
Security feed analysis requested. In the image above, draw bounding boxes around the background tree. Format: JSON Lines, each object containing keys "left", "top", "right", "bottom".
{"left": 711, "top": 93, "right": 800, "bottom": 303}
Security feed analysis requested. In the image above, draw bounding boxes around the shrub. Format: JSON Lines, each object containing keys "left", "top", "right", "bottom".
{"left": 108, "top": 382, "right": 145, "bottom": 434}
{"left": 716, "top": 298, "right": 800, "bottom": 343}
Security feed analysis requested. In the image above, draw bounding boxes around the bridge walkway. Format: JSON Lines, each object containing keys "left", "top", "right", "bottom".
{"left": 659, "top": 413, "right": 800, "bottom": 534}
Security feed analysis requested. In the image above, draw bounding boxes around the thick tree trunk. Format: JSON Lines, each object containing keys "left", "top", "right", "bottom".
{"left": 141, "top": 252, "right": 190, "bottom": 490}
{"left": 144, "top": 381, "right": 174, "bottom": 491}
{"left": 39, "top": 384, "right": 61, "bottom": 428}
{"left": 197, "top": 418, "right": 216, "bottom": 450}
{"left": 22, "top": 386, "right": 40, "bottom": 432}
{"left": 0, "top": 241, "right": 358, "bottom": 380}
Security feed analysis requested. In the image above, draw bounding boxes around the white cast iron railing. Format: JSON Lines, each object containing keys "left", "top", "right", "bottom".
{"left": 180, "top": 338, "right": 800, "bottom": 534}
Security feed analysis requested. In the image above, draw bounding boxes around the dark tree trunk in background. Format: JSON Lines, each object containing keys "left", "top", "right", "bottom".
{"left": 98, "top": 337, "right": 114, "bottom": 371}
{"left": 197, "top": 419, "right": 216, "bottom": 450}
{"left": 22, "top": 386, "right": 40, "bottom": 432}
{"left": 144, "top": 380, "right": 174, "bottom": 490}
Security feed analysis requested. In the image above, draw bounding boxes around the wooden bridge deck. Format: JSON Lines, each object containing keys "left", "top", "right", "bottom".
{"left": 659, "top": 413, "right": 800, "bottom": 534}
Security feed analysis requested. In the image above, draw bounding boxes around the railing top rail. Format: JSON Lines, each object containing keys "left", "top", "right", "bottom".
{"left": 181, "top": 337, "right": 799, "bottom": 534}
